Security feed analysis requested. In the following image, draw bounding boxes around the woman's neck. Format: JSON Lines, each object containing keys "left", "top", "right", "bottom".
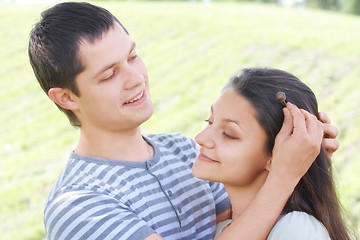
{"left": 225, "top": 172, "right": 268, "bottom": 221}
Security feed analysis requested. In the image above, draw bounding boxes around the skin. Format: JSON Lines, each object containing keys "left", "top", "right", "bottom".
{"left": 196, "top": 89, "right": 325, "bottom": 239}
{"left": 193, "top": 89, "right": 270, "bottom": 188}
{"left": 47, "top": 21, "right": 339, "bottom": 240}
{"left": 193, "top": 89, "right": 273, "bottom": 222}
{"left": 194, "top": 89, "right": 281, "bottom": 222}
{"left": 49, "top": 23, "right": 154, "bottom": 162}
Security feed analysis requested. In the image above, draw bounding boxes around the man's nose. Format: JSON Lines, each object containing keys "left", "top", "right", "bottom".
{"left": 123, "top": 66, "right": 144, "bottom": 90}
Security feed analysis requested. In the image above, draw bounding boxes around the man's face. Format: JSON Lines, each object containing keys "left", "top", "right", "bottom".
{"left": 72, "top": 22, "right": 154, "bottom": 132}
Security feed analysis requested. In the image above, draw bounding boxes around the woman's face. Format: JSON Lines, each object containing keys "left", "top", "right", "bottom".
{"left": 192, "top": 88, "right": 271, "bottom": 188}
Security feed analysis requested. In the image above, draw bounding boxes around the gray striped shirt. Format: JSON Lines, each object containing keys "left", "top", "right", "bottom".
{"left": 44, "top": 133, "right": 230, "bottom": 240}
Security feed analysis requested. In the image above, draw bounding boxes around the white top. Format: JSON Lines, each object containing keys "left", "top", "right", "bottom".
{"left": 215, "top": 211, "right": 330, "bottom": 239}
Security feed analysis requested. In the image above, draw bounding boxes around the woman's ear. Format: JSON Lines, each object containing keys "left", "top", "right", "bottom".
{"left": 48, "top": 88, "right": 78, "bottom": 110}
{"left": 265, "top": 158, "right": 272, "bottom": 172}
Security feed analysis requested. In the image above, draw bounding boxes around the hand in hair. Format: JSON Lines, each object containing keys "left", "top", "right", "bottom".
{"left": 270, "top": 102, "right": 324, "bottom": 185}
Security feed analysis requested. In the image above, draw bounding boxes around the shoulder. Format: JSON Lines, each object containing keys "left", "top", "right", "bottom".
{"left": 145, "top": 132, "right": 194, "bottom": 145}
{"left": 44, "top": 154, "right": 124, "bottom": 206}
{"left": 44, "top": 189, "right": 155, "bottom": 240}
{"left": 267, "top": 211, "right": 330, "bottom": 240}
{"left": 145, "top": 133, "right": 198, "bottom": 153}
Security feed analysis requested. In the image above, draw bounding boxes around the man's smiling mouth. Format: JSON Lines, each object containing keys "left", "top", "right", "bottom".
{"left": 124, "top": 91, "right": 144, "bottom": 104}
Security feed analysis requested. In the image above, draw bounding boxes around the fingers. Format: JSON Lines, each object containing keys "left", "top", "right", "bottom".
{"left": 318, "top": 112, "right": 331, "bottom": 124}
{"left": 288, "top": 104, "right": 333, "bottom": 157}
{"left": 277, "top": 102, "right": 311, "bottom": 138}
{"left": 319, "top": 111, "right": 340, "bottom": 156}
{"left": 286, "top": 102, "right": 306, "bottom": 135}
{"left": 322, "top": 138, "right": 340, "bottom": 157}
{"left": 271, "top": 102, "right": 323, "bottom": 183}
{"left": 323, "top": 120, "right": 339, "bottom": 139}
{"left": 278, "top": 102, "right": 324, "bottom": 147}
{"left": 300, "top": 109, "right": 324, "bottom": 144}
{"left": 277, "top": 107, "right": 293, "bottom": 138}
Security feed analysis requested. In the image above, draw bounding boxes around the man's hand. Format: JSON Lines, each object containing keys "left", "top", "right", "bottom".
{"left": 319, "top": 112, "right": 339, "bottom": 156}
{"left": 270, "top": 102, "right": 324, "bottom": 185}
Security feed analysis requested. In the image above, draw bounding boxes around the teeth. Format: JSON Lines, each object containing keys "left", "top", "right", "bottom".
{"left": 125, "top": 91, "right": 143, "bottom": 104}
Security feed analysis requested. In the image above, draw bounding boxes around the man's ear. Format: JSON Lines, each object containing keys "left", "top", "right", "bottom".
{"left": 265, "top": 158, "right": 272, "bottom": 172}
{"left": 48, "top": 88, "right": 78, "bottom": 110}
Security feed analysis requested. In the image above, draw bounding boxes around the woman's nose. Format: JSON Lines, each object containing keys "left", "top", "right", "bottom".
{"left": 195, "top": 127, "right": 215, "bottom": 149}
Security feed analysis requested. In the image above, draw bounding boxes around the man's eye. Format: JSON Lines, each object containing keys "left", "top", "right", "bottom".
{"left": 103, "top": 71, "right": 115, "bottom": 81}
{"left": 128, "top": 54, "right": 138, "bottom": 62}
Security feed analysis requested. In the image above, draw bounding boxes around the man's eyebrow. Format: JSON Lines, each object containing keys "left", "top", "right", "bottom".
{"left": 92, "top": 41, "right": 136, "bottom": 79}
{"left": 129, "top": 42, "right": 136, "bottom": 54}
{"left": 93, "top": 62, "right": 116, "bottom": 79}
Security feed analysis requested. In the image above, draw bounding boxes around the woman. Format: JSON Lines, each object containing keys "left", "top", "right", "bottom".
{"left": 192, "top": 68, "right": 351, "bottom": 239}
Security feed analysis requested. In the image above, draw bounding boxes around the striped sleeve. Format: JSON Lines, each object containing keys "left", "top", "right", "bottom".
{"left": 44, "top": 190, "right": 155, "bottom": 240}
{"left": 208, "top": 181, "right": 230, "bottom": 215}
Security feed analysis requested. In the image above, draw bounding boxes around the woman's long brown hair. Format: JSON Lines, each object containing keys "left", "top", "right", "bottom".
{"left": 226, "top": 67, "right": 352, "bottom": 240}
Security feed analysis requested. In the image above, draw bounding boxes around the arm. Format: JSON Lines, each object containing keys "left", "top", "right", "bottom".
{"left": 44, "top": 190, "right": 156, "bottom": 240}
{"left": 216, "top": 102, "right": 324, "bottom": 240}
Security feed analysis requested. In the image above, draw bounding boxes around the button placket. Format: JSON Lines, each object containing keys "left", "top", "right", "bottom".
{"left": 145, "top": 164, "right": 181, "bottom": 226}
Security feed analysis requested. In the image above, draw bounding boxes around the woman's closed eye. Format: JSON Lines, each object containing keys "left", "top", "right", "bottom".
{"left": 205, "top": 118, "right": 239, "bottom": 140}
{"left": 205, "top": 118, "right": 213, "bottom": 125}
{"left": 223, "top": 132, "right": 238, "bottom": 140}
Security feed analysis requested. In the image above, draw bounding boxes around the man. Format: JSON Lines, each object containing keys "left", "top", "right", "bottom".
{"left": 28, "top": 2, "right": 339, "bottom": 239}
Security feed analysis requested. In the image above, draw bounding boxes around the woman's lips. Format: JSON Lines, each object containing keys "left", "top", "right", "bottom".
{"left": 197, "top": 153, "right": 219, "bottom": 163}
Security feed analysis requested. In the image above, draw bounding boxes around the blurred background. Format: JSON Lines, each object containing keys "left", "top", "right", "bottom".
{"left": 1, "top": 0, "right": 359, "bottom": 239}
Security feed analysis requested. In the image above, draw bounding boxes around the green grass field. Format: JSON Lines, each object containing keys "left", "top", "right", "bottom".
{"left": 1, "top": 1, "right": 359, "bottom": 239}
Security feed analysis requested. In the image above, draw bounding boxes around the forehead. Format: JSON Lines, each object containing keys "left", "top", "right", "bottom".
{"left": 77, "top": 23, "right": 132, "bottom": 70}
{"left": 214, "top": 89, "right": 256, "bottom": 116}
{"left": 213, "top": 89, "right": 262, "bottom": 129}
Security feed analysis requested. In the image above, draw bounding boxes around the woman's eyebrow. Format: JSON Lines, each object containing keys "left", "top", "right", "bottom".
{"left": 211, "top": 105, "right": 244, "bottom": 131}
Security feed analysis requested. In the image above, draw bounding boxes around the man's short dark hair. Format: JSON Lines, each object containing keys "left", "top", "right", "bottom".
{"left": 28, "top": 2, "right": 128, "bottom": 127}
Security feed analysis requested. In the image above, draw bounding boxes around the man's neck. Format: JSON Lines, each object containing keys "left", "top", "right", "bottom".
{"left": 75, "top": 126, "right": 152, "bottom": 162}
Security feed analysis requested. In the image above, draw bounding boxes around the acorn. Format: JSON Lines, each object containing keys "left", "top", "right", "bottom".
{"left": 275, "top": 92, "right": 287, "bottom": 107}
